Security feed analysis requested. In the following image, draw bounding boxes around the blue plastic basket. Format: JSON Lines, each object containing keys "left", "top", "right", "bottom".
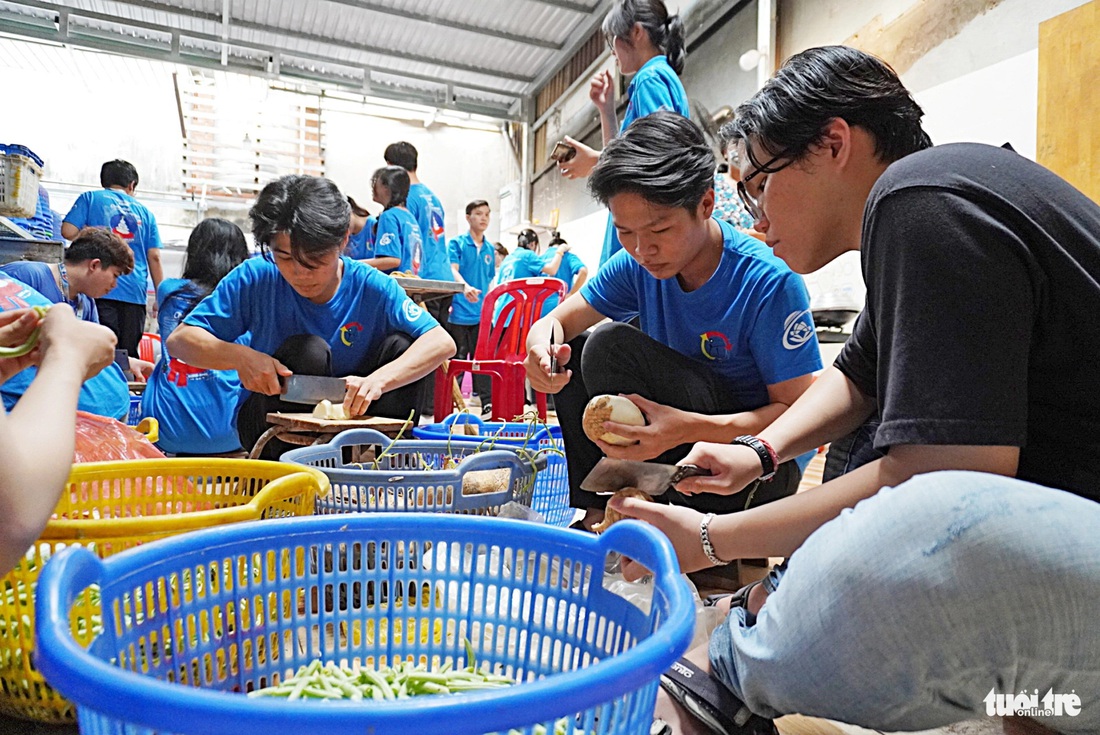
{"left": 36, "top": 514, "right": 694, "bottom": 735}
{"left": 126, "top": 395, "right": 143, "bottom": 426}
{"left": 281, "top": 429, "right": 547, "bottom": 518}
{"left": 414, "top": 415, "right": 571, "bottom": 528}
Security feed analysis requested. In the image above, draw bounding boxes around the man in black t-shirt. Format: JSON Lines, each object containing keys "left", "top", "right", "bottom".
{"left": 607, "top": 46, "right": 1100, "bottom": 735}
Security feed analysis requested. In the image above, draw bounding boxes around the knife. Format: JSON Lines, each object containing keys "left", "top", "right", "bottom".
{"left": 280, "top": 375, "right": 348, "bottom": 405}
{"left": 580, "top": 457, "right": 712, "bottom": 496}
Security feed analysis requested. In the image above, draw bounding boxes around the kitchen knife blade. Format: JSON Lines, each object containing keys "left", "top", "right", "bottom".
{"left": 580, "top": 457, "right": 711, "bottom": 496}
{"left": 280, "top": 375, "right": 347, "bottom": 405}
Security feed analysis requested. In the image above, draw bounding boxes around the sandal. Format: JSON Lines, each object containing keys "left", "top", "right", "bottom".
{"left": 660, "top": 657, "right": 778, "bottom": 735}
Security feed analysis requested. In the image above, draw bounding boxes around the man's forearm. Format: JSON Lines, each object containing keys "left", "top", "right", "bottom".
{"left": 166, "top": 325, "right": 242, "bottom": 370}
{"left": 147, "top": 249, "right": 164, "bottom": 288}
{"left": 761, "top": 366, "right": 876, "bottom": 462}
{"left": 688, "top": 402, "right": 791, "bottom": 445}
{"left": 367, "top": 326, "right": 455, "bottom": 392}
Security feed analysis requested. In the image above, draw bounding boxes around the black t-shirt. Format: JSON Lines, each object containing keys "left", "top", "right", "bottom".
{"left": 834, "top": 142, "right": 1100, "bottom": 502}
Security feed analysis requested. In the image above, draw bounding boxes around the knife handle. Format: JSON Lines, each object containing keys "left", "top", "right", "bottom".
{"left": 670, "top": 464, "right": 712, "bottom": 484}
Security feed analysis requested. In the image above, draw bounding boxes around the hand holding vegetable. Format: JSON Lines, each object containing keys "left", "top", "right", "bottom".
{"left": 0, "top": 308, "right": 46, "bottom": 383}
{"left": 605, "top": 494, "right": 713, "bottom": 581}
{"left": 595, "top": 394, "right": 694, "bottom": 461}
{"left": 343, "top": 374, "right": 385, "bottom": 417}
{"left": 37, "top": 305, "right": 118, "bottom": 381}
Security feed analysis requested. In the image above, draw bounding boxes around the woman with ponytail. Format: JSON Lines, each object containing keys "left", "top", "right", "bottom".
{"left": 558, "top": 0, "right": 690, "bottom": 266}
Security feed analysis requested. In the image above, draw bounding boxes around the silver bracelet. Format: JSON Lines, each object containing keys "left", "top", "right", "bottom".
{"left": 700, "top": 512, "right": 731, "bottom": 566}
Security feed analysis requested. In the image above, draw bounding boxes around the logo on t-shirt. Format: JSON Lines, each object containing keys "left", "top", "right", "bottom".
{"left": 699, "top": 331, "right": 732, "bottom": 361}
{"left": 403, "top": 300, "right": 424, "bottom": 322}
{"left": 0, "top": 278, "right": 33, "bottom": 310}
{"left": 339, "top": 321, "right": 363, "bottom": 347}
{"left": 783, "top": 309, "right": 815, "bottom": 350}
{"left": 379, "top": 233, "right": 393, "bottom": 247}
{"left": 430, "top": 209, "right": 445, "bottom": 240}
{"left": 110, "top": 211, "right": 140, "bottom": 240}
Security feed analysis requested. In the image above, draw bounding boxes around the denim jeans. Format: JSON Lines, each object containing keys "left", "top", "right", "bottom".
{"left": 708, "top": 471, "right": 1100, "bottom": 733}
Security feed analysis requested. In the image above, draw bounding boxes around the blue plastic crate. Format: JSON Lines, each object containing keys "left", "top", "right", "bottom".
{"left": 414, "top": 415, "right": 571, "bottom": 528}
{"left": 36, "top": 513, "right": 694, "bottom": 735}
{"left": 281, "top": 428, "right": 547, "bottom": 518}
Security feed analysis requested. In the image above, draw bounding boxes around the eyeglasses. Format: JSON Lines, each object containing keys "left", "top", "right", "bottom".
{"left": 736, "top": 150, "right": 796, "bottom": 222}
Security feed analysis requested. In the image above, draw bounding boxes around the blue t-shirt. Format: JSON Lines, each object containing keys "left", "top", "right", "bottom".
{"left": 447, "top": 232, "right": 497, "bottom": 325}
{"left": 374, "top": 207, "right": 420, "bottom": 274}
{"left": 581, "top": 219, "right": 822, "bottom": 409}
{"left": 64, "top": 189, "right": 161, "bottom": 304}
{"left": 407, "top": 183, "right": 454, "bottom": 282}
{"left": 141, "top": 278, "right": 242, "bottom": 454}
{"left": 0, "top": 276, "right": 129, "bottom": 419}
{"left": 0, "top": 260, "right": 98, "bottom": 322}
{"left": 345, "top": 217, "right": 376, "bottom": 260}
{"left": 491, "top": 248, "right": 547, "bottom": 324}
{"left": 183, "top": 256, "right": 439, "bottom": 378}
{"left": 600, "top": 56, "right": 690, "bottom": 267}
{"left": 540, "top": 247, "right": 586, "bottom": 317}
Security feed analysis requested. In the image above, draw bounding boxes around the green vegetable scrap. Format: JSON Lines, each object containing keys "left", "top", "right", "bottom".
{"left": 0, "top": 305, "right": 49, "bottom": 358}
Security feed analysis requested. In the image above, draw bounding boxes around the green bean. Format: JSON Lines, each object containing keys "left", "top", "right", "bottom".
{"left": 0, "top": 306, "right": 49, "bottom": 358}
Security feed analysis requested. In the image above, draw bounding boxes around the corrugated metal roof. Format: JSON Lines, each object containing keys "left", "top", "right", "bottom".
{"left": 0, "top": 0, "right": 613, "bottom": 118}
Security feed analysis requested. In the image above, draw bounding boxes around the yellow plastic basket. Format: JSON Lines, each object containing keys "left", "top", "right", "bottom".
{"left": 0, "top": 458, "right": 330, "bottom": 723}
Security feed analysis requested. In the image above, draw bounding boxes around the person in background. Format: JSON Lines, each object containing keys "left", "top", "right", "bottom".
{"left": 344, "top": 196, "right": 376, "bottom": 261}
{"left": 142, "top": 218, "right": 250, "bottom": 456}
{"left": 368, "top": 166, "right": 420, "bottom": 275}
{"left": 0, "top": 274, "right": 129, "bottom": 421}
{"left": 559, "top": 0, "right": 689, "bottom": 267}
{"left": 168, "top": 175, "right": 454, "bottom": 459}
{"left": 0, "top": 302, "right": 116, "bottom": 575}
{"left": 62, "top": 159, "right": 163, "bottom": 358}
{"left": 609, "top": 47, "right": 1100, "bottom": 735}
{"left": 539, "top": 233, "right": 588, "bottom": 318}
{"left": 524, "top": 112, "right": 820, "bottom": 535}
{"left": 493, "top": 241, "right": 508, "bottom": 268}
{"left": 0, "top": 226, "right": 150, "bottom": 382}
{"left": 447, "top": 200, "right": 497, "bottom": 407}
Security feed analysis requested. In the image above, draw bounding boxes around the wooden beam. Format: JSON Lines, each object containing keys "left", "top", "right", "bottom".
{"left": 843, "top": 0, "right": 1005, "bottom": 75}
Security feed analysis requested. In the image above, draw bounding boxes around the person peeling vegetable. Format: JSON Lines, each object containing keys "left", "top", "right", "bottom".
{"left": 0, "top": 297, "right": 117, "bottom": 574}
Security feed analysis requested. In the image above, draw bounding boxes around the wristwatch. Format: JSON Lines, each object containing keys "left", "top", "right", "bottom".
{"left": 731, "top": 435, "right": 777, "bottom": 481}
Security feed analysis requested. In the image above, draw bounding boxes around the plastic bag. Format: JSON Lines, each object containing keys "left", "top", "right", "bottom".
{"left": 73, "top": 410, "right": 164, "bottom": 463}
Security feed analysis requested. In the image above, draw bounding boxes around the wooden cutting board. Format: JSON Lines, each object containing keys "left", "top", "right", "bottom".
{"left": 267, "top": 412, "right": 410, "bottom": 434}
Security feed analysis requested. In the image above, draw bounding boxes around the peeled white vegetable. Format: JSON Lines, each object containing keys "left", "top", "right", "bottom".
{"left": 582, "top": 394, "right": 645, "bottom": 446}
{"left": 312, "top": 399, "right": 350, "bottom": 420}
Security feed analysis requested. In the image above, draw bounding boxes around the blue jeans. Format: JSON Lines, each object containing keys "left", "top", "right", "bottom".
{"left": 708, "top": 471, "right": 1100, "bottom": 733}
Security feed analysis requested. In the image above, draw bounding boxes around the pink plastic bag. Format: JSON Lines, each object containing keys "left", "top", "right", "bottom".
{"left": 73, "top": 411, "right": 164, "bottom": 463}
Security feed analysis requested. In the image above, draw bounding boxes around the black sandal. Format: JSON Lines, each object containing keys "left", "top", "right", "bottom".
{"left": 660, "top": 657, "right": 778, "bottom": 735}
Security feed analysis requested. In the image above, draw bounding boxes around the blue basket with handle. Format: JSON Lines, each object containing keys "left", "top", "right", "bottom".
{"left": 35, "top": 513, "right": 694, "bottom": 735}
{"left": 281, "top": 428, "right": 547, "bottom": 518}
{"left": 413, "top": 415, "right": 571, "bottom": 528}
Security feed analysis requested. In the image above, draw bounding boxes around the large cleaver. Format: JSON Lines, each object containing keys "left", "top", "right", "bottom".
{"left": 580, "top": 458, "right": 712, "bottom": 496}
{"left": 280, "top": 375, "right": 347, "bottom": 405}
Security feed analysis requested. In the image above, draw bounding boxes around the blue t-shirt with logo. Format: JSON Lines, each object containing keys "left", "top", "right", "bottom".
{"left": 0, "top": 276, "right": 129, "bottom": 419}
{"left": 491, "top": 247, "right": 547, "bottom": 324}
{"left": 540, "top": 247, "right": 586, "bottom": 317}
{"left": 183, "top": 256, "right": 439, "bottom": 378}
{"left": 581, "top": 219, "right": 822, "bottom": 409}
{"left": 0, "top": 260, "right": 98, "bottom": 322}
{"left": 407, "top": 183, "right": 454, "bottom": 282}
{"left": 64, "top": 189, "right": 161, "bottom": 305}
{"left": 447, "top": 232, "right": 496, "bottom": 325}
{"left": 375, "top": 207, "right": 420, "bottom": 274}
{"left": 600, "top": 56, "right": 690, "bottom": 267}
{"left": 142, "top": 278, "right": 243, "bottom": 454}
{"left": 345, "top": 217, "right": 376, "bottom": 260}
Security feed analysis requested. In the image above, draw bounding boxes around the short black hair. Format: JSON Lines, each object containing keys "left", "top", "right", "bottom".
{"left": 66, "top": 227, "right": 134, "bottom": 274}
{"left": 517, "top": 229, "right": 539, "bottom": 250}
{"left": 384, "top": 142, "right": 418, "bottom": 172}
{"left": 466, "top": 199, "right": 490, "bottom": 215}
{"left": 250, "top": 175, "right": 350, "bottom": 268}
{"left": 589, "top": 110, "right": 715, "bottom": 211}
{"left": 603, "top": 0, "right": 685, "bottom": 75}
{"left": 100, "top": 159, "right": 139, "bottom": 189}
{"left": 372, "top": 166, "right": 410, "bottom": 209}
{"left": 727, "top": 45, "right": 932, "bottom": 171}
{"left": 183, "top": 218, "right": 249, "bottom": 292}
